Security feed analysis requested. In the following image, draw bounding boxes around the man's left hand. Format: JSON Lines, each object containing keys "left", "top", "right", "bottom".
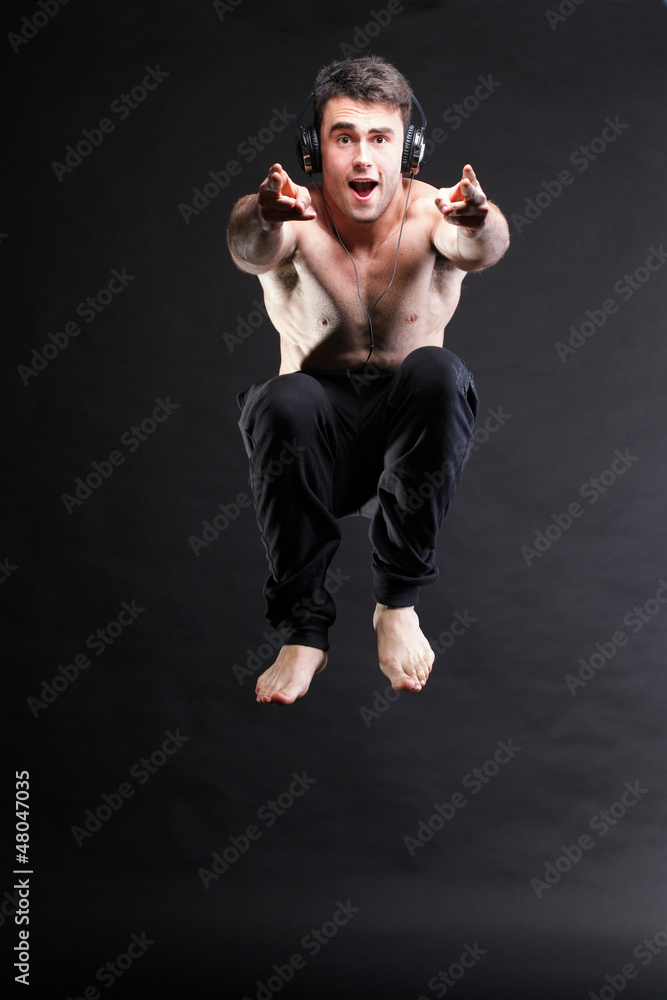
{"left": 435, "top": 164, "right": 489, "bottom": 230}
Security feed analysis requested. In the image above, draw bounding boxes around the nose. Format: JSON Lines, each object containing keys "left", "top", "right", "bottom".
{"left": 354, "top": 139, "right": 373, "bottom": 168}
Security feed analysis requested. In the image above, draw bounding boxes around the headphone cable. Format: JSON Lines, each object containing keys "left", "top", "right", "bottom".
{"left": 313, "top": 174, "right": 414, "bottom": 373}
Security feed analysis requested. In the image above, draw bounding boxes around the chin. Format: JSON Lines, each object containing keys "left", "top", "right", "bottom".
{"left": 346, "top": 199, "right": 385, "bottom": 223}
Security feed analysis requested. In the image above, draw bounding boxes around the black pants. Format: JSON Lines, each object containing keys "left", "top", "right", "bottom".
{"left": 237, "top": 346, "right": 478, "bottom": 652}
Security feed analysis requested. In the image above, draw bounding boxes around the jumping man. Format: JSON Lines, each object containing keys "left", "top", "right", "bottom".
{"left": 227, "top": 56, "right": 509, "bottom": 704}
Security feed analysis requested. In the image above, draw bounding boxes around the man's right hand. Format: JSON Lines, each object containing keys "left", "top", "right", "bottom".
{"left": 257, "top": 163, "right": 317, "bottom": 229}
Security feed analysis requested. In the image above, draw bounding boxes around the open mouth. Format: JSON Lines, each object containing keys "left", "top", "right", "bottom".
{"left": 349, "top": 179, "right": 378, "bottom": 200}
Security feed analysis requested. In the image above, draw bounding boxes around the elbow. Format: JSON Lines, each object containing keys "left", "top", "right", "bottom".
{"left": 226, "top": 229, "right": 265, "bottom": 275}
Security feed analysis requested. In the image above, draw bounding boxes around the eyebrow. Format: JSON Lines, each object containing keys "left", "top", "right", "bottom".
{"left": 328, "top": 121, "right": 396, "bottom": 136}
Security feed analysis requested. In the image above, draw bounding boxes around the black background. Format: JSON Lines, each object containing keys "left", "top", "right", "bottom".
{"left": 4, "top": 1, "right": 667, "bottom": 998}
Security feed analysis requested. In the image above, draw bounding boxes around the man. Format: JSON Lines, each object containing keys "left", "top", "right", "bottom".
{"left": 227, "top": 55, "right": 509, "bottom": 705}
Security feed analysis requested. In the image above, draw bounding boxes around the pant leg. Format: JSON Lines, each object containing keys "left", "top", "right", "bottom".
{"left": 369, "top": 346, "right": 478, "bottom": 607}
{"left": 238, "top": 372, "right": 342, "bottom": 651}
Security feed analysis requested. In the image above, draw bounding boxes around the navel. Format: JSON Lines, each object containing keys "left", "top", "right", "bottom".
{"left": 407, "top": 313, "right": 418, "bottom": 324}
{"left": 318, "top": 317, "right": 329, "bottom": 327}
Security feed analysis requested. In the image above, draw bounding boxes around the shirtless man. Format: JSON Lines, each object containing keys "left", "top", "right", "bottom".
{"left": 227, "top": 56, "right": 509, "bottom": 704}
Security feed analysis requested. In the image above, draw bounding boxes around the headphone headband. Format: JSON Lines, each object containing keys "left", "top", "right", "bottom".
{"left": 295, "top": 70, "right": 427, "bottom": 177}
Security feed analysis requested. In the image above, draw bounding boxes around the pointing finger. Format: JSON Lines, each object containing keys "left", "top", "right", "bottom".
{"left": 266, "top": 164, "right": 282, "bottom": 188}
{"left": 462, "top": 163, "right": 478, "bottom": 184}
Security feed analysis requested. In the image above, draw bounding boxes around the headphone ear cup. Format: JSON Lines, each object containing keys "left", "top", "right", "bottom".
{"left": 402, "top": 124, "right": 415, "bottom": 175}
{"left": 308, "top": 125, "right": 321, "bottom": 175}
{"left": 295, "top": 124, "right": 321, "bottom": 175}
{"left": 295, "top": 125, "right": 312, "bottom": 174}
{"left": 411, "top": 126, "right": 425, "bottom": 175}
{"left": 295, "top": 127, "right": 306, "bottom": 173}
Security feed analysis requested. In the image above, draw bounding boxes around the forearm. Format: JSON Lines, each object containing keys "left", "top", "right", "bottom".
{"left": 455, "top": 202, "right": 510, "bottom": 271}
{"left": 227, "top": 194, "right": 292, "bottom": 274}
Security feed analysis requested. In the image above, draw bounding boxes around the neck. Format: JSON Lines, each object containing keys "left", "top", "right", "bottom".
{"left": 317, "top": 179, "right": 411, "bottom": 253}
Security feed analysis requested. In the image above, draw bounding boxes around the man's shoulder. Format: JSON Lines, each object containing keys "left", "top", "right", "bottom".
{"left": 407, "top": 176, "right": 440, "bottom": 202}
{"left": 406, "top": 177, "right": 443, "bottom": 227}
{"left": 406, "top": 178, "right": 453, "bottom": 257}
{"left": 409, "top": 176, "right": 439, "bottom": 194}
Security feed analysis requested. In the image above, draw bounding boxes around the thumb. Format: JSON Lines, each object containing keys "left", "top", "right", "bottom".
{"left": 295, "top": 187, "right": 312, "bottom": 211}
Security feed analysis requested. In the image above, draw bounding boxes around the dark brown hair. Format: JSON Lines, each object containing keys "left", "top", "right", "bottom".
{"left": 312, "top": 55, "right": 413, "bottom": 134}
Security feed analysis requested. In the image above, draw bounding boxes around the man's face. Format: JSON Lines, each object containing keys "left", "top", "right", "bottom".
{"left": 319, "top": 96, "right": 406, "bottom": 224}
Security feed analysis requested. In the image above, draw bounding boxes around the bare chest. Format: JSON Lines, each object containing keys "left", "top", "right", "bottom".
{"left": 261, "top": 211, "right": 464, "bottom": 371}
{"left": 296, "top": 224, "right": 453, "bottom": 328}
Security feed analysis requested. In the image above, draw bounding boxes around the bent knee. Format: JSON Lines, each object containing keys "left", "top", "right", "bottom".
{"left": 251, "top": 372, "right": 332, "bottom": 430}
{"left": 398, "top": 346, "right": 473, "bottom": 396}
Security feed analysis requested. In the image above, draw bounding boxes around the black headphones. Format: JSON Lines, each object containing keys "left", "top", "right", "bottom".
{"left": 295, "top": 68, "right": 427, "bottom": 177}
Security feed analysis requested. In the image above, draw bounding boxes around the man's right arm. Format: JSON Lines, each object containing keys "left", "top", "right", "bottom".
{"left": 227, "top": 162, "right": 316, "bottom": 275}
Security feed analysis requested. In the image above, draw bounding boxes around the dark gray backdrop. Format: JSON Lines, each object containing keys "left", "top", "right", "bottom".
{"left": 4, "top": 1, "right": 667, "bottom": 997}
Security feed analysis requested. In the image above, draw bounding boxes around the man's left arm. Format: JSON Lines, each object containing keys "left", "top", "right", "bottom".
{"left": 432, "top": 164, "right": 509, "bottom": 272}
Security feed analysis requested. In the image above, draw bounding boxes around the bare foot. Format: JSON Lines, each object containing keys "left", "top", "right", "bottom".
{"left": 373, "top": 604, "right": 434, "bottom": 692}
{"left": 255, "top": 644, "right": 327, "bottom": 704}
